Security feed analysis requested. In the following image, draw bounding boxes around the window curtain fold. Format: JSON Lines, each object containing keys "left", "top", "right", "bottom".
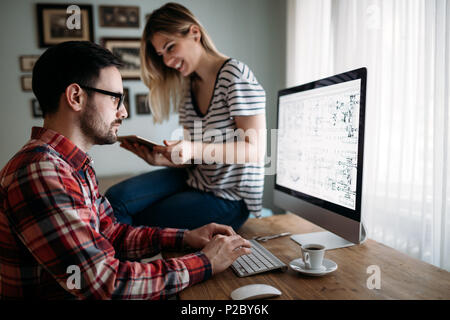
{"left": 287, "top": 0, "right": 450, "bottom": 270}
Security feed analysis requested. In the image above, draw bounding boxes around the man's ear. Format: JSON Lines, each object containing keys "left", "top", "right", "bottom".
{"left": 64, "top": 83, "right": 85, "bottom": 112}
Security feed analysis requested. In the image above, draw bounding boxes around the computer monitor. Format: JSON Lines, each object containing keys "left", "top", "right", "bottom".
{"left": 274, "top": 68, "right": 367, "bottom": 250}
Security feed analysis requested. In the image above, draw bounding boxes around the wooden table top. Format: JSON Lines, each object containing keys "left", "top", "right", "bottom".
{"left": 177, "top": 213, "right": 450, "bottom": 300}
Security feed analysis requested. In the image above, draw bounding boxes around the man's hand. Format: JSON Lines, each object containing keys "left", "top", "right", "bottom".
{"left": 183, "top": 223, "right": 252, "bottom": 275}
{"left": 201, "top": 234, "right": 252, "bottom": 274}
{"left": 183, "top": 223, "right": 236, "bottom": 249}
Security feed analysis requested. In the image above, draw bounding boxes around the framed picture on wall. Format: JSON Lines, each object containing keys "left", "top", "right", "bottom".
{"left": 102, "top": 38, "right": 141, "bottom": 80}
{"left": 31, "top": 99, "right": 43, "bottom": 118}
{"left": 36, "top": 4, "right": 94, "bottom": 48}
{"left": 19, "top": 55, "right": 40, "bottom": 72}
{"left": 135, "top": 94, "right": 151, "bottom": 115}
{"left": 99, "top": 6, "right": 140, "bottom": 28}
{"left": 21, "top": 75, "right": 33, "bottom": 91}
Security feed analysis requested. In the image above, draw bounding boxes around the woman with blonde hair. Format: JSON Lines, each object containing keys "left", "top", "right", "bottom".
{"left": 105, "top": 2, "right": 266, "bottom": 230}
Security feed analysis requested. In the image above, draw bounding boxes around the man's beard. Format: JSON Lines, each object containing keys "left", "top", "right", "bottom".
{"left": 80, "top": 101, "right": 121, "bottom": 145}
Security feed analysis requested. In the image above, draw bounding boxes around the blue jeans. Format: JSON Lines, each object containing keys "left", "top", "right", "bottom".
{"left": 104, "top": 168, "right": 250, "bottom": 231}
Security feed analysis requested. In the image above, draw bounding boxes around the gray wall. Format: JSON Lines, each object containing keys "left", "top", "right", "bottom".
{"left": 0, "top": 0, "right": 286, "bottom": 212}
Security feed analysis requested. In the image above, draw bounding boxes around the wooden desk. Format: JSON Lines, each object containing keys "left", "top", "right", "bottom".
{"left": 178, "top": 213, "right": 450, "bottom": 300}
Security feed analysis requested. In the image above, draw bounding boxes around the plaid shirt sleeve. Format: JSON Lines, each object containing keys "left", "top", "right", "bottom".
{"left": 97, "top": 193, "right": 187, "bottom": 261}
{"left": 5, "top": 158, "right": 212, "bottom": 299}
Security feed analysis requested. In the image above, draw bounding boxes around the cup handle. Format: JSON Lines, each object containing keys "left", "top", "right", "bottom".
{"left": 304, "top": 252, "right": 311, "bottom": 269}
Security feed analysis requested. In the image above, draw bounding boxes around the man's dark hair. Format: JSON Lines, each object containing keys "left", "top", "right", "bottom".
{"left": 32, "top": 41, "right": 122, "bottom": 116}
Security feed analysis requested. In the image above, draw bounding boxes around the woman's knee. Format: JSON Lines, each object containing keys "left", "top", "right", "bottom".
{"left": 104, "top": 184, "right": 134, "bottom": 224}
{"left": 104, "top": 196, "right": 132, "bottom": 225}
{"left": 104, "top": 183, "right": 121, "bottom": 202}
{"left": 229, "top": 204, "right": 250, "bottom": 231}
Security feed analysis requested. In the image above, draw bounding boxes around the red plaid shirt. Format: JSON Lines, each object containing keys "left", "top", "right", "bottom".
{"left": 0, "top": 127, "right": 211, "bottom": 299}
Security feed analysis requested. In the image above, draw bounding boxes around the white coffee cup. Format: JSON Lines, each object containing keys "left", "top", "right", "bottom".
{"left": 301, "top": 243, "right": 326, "bottom": 270}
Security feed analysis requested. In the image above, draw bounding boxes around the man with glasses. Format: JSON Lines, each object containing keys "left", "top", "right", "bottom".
{"left": 0, "top": 41, "right": 251, "bottom": 299}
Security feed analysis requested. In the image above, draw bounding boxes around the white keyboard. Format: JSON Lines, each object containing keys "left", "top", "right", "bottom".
{"left": 231, "top": 239, "right": 288, "bottom": 277}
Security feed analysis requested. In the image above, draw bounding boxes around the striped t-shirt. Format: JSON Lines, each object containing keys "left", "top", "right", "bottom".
{"left": 179, "top": 58, "right": 266, "bottom": 217}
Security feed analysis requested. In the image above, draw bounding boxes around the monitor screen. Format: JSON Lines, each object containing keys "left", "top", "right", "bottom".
{"left": 275, "top": 68, "right": 366, "bottom": 222}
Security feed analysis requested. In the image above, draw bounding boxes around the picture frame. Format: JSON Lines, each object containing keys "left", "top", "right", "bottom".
{"left": 123, "top": 88, "right": 130, "bottom": 118}
{"left": 19, "top": 55, "right": 40, "bottom": 72}
{"left": 102, "top": 38, "right": 141, "bottom": 80}
{"left": 31, "top": 99, "right": 43, "bottom": 118}
{"left": 36, "top": 4, "right": 94, "bottom": 48}
{"left": 135, "top": 94, "right": 151, "bottom": 115}
{"left": 99, "top": 6, "right": 140, "bottom": 28}
{"left": 21, "top": 75, "right": 33, "bottom": 91}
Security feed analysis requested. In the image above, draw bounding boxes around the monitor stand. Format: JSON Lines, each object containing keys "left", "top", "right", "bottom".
{"left": 290, "top": 223, "right": 367, "bottom": 250}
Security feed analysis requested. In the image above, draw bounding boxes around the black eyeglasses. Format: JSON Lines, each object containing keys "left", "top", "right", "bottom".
{"left": 80, "top": 85, "right": 125, "bottom": 110}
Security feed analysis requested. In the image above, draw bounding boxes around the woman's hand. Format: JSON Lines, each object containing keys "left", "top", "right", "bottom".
{"left": 119, "top": 139, "right": 173, "bottom": 166}
{"left": 153, "top": 140, "right": 194, "bottom": 165}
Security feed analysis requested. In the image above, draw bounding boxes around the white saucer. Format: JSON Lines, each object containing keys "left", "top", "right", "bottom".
{"left": 289, "top": 258, "right": 338, "bottom": 276}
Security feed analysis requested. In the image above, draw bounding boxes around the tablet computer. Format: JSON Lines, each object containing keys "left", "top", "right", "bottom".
{"left": 117, "top": 135, "right": 159, "bottom": 150}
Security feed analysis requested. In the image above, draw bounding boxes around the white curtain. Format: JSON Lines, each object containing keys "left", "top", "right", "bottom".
{"left": 287, "top": 0, "right": 450, "bottom": 271}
